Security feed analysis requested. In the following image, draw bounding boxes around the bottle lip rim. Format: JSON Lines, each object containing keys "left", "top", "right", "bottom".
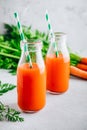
{"left": 27, "top": 39, "right": 42, "bottom": 44}
{"left": 21, "top": 39, "right": 42, "bottom": 45}
{"left": 54, "top": 32, "right": 66, "bottom": 37}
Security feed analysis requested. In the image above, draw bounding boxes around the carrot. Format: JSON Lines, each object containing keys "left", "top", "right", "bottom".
{"left": 80, "top": 57, "right": 87, "bottom": 65}
{"left": 70, "top": 65, "right": 87, "bottom": 79}
{"left": 76, "top": 63, "right": 87, "bottom": 71}
{"left": 70, "top": 52, "right": 87, "bottom": 66}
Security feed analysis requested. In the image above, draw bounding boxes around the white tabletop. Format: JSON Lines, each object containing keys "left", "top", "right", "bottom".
{"left": 0, "top": 69, "right": 87, "bottom": 130}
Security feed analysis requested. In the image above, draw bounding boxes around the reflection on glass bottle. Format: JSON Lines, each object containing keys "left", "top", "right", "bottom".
{"left": 17, "top": 40, "right": 46, "bottom": 112}
{"left": 46, "top": 32, "right": 70, "bottom": 94}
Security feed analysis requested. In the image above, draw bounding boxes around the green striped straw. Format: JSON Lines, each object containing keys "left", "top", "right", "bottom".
{"left": 45, "top": 10, "right": 58, "bottom": 57}
{"left": 14, "top": 12, "right": 32, "bottom": 68}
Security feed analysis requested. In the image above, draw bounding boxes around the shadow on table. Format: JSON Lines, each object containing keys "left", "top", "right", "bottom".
{"left": 8, "top": 103, "right": 41, "bottom": 114}
{"left": 70, "top": 75, "right": 87, "bottom": 81}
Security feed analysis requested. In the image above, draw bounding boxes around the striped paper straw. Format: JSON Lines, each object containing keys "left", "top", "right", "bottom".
{"left": 14, "top": 12, "right": 32, "bottom": 68}
{"left": 45, "top": 10, "right": 58, "bottom": 57}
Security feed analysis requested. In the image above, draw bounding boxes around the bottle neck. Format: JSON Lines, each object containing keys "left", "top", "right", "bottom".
{"left": 20, "top": 40, "right": 42, "bottom": 52}
{"left": 54, "top": 32, "right": 66, "bottom": 45}
{"left": 47, "top": 32, "right": 69, "bottom": 59}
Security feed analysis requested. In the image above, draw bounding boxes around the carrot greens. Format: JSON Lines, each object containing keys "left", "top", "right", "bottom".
{"left": 0, "top": 81, "right": 16, "bottom": 96}
{"left": 0, "top": 81, "right": 24, "bottom": 122}
{"left": 0, "top": 102, "right": 24, "bottom": 122}
{"left": 0, "top": 23, "right": 49, "bottom": 74}
{"left": 0, "top": 23, "right": 87, "bottom": 79}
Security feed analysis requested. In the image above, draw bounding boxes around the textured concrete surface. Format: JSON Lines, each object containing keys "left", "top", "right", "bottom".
{"left": 0, "top": 0, "right": 87, "bottom": 54}
{"left": 0, "top": 70, "right": 87, "bottom": 130}
{"left": 0, "top": 0, "right": 87, "bottom": 130}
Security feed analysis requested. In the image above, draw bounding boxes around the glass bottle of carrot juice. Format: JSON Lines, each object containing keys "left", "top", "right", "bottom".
{"left": 46, "top": 32, "right": 70, "bottom": 94}
{"left": 17, "top": 40, "right": 46, "bottom": 112}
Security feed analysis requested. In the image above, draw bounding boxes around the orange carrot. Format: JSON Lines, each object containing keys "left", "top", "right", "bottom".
{"left": 70, "top": 65, "right": 87, "bottom": 79}
{"left": 80, "top": 57, "right": 87, "bottom": 65}
{"left": 70, "top": 53, "right": 87, "bottom": 65}
{"left": 76, "top": 63, "right": 87, "bottom": 71}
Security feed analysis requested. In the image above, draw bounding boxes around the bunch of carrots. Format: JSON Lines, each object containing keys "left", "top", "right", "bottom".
{"left": 70, "top": 53, "right": 87, "bottom": 79}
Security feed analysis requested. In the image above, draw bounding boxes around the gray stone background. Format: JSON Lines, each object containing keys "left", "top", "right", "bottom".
{"left": 0, "top": 0, "right": 87, "bottom": 55}
{"left": 0, "top": 1, "right": 87, "bottom": 130}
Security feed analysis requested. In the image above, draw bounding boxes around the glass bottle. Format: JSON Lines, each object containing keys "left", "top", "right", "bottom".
{"left": 46, "top": 32, "right": 70, "bottom": 94}
{"left": 17, "top": 40, "right": 46, "bottom": 112}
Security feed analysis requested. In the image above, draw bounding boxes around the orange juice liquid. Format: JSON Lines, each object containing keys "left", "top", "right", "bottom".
{"left": 46, "top": 54, "right": 70, "bottom": 93}
{"left": 17, "top": 63, "right": 46, "bottom": 111}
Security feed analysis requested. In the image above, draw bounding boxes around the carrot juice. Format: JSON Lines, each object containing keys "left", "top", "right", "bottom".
{"left": 17, "top": 63, "right": 46, "bottom": 112}
{"left": 46, "top": 54, "right": 70, "bottom": 93}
